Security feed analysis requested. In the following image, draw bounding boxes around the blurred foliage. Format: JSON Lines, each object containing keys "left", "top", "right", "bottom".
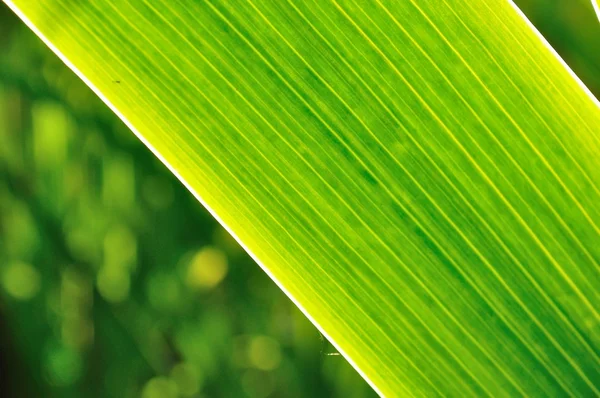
{"left": 0, "top": 1, "right": 598, "bottom": 397}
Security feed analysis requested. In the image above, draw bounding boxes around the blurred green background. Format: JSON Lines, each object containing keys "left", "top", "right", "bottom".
{"left": 0, "top": 1, "right": 598, "bottom": 397}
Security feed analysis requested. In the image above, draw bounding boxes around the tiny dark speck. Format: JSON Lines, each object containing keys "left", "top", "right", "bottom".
{"left": 112, "top": 80, "right": 120, "bottom": 84}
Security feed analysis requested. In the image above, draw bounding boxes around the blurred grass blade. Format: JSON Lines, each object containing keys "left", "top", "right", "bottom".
{"left": 5, "top": 0, "right": 600, "bottom": 396}
{"left": 594, "top": 0, "right": 600, "bottom": 21}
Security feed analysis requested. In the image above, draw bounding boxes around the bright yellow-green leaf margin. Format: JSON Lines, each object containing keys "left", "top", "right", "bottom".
{"left": 6, "top": 0, "right": 600, "bottom": 396}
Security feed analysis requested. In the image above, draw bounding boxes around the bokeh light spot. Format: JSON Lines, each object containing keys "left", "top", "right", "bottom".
{"left": 32, "top": 102, "right": 70, "bottom": 168}
{"left": 141, "top": 376, "right": 178, "bottom": 398}
{"left": 170, "top": 362, "right": 202, "bottom": 396}
{"left": 96, "top": 266, "right": 130, "bottom": 303}
{"left": 44, "top": 344, "right": 82, "bottom": 387}
{"left": 186, "top": 247, "right": 228, "bottom": 290}
{"left": 103, "top": 224, "right": 137, "bottom": 269}
{"left": 248, "top": 336, "right": 282, "bottom": 371}
{"left": 1, "top": 261, "right": 41, "bottom": 301}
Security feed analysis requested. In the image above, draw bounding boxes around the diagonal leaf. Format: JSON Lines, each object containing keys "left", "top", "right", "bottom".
{"left": 5, "top": 0, "right": 600, "bottom": 396}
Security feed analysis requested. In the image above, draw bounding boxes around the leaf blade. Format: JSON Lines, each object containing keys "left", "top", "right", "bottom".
{"left": 6, "top": 0, "right": 600, "bottom": 395}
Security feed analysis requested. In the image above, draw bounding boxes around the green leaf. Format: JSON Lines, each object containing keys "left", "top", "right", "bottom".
{"left": 5, "top": 0, "right": 600, "bottom": 395}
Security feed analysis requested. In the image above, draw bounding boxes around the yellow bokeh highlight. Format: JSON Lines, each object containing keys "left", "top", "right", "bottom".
{"left": 186, "top": 247, "right": 228, "bottom": 290}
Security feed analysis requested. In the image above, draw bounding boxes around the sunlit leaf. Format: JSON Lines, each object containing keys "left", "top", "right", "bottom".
{"left": 5, "top": 0, "right": 600, "bottom": 395}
